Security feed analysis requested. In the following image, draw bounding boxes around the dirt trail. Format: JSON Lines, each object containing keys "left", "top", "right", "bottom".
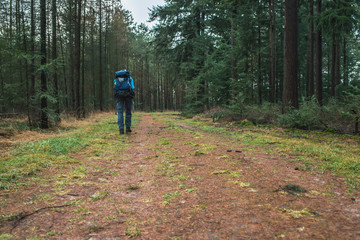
{"left": 0, "top": 113, "right": 359, "bottom": 239}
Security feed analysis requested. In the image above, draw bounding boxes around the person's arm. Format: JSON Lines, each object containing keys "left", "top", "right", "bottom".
{"left": 130, "top": 76, "right": 135, "bottom": 90}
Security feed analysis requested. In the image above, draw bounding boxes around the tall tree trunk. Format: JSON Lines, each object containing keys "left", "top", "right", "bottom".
{"left": 10, "top": 0, "right": 13, "bottom": 40}
{"left": 278, "top": 3, "right": 284, "bottom": 101}
{"left": 29, "top": 0, "right": 36, "bottom": 125}
{"left": 81, "top": 0, "right": 86, "bottom": 117}
{"left": 306, "top": 0, "right": 314, "bottom": 98}
{"left": 231, "top": 7, "right": 238, "bottom": 101}
{"left": 335, "top": 39, "right": 340, "bottom": 87}
{"left": 68, "top": 0, "right": 75, "bottom": 110}
{"left": 316, "top": 0, "right": 323, "bottom": 106}
{"left": 283, "top": 0, "right": 298, "bottom": 110}
{"left": 59, "top": 24, "right": 68, "bottom": 110}
{"left": 257, "top": 0, "right": 262, "bottom": 105}
{"left": 52, "top": 0, "right": 60, "bottom": 123}
{"left": 269, "top": 0, "right": 276, "bottom": 103}
{"left": 40, "top": 0, "right": 48, "bottom": 128}
{"left": 91, "top": 7, "right": 96, "bottom": 109}
{"left": 331, "top": 33, "right": 336, "bottom": 97}
{"left": 15, "top": 0, "right": 20, "bottom": 46}
{"left": 21, "top": 1, "right": 30, "bottom": 125}
{"left": 99, "top": 0, "right": 103, "bottom": 111}
{"left": 343, "top": 38, "right": 347, "bottom": 86}
{"left": 258, "top": 23, "right": 262, "bottom": 105}
{"left": 74, "top": 0, "right": 81, "bottom": 118}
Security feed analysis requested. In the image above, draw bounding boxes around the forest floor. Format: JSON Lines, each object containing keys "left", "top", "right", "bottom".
{"left": 0, "top": 112, "right": 360, "bottom": 239}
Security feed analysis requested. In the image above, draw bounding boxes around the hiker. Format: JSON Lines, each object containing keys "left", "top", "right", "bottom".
{"left": 114, "top": 69, "right": 135, "bottom": 134}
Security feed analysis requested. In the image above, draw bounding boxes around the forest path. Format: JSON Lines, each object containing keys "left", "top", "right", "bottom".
{"left": 0, "top": 112, "right": 359, "bottom": 239}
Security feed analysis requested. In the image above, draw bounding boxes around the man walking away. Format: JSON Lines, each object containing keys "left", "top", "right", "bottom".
{"left": 113, "top": 69, "right": 135, "bottom": 134}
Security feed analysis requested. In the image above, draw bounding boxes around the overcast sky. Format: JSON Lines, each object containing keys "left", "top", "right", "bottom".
{"left": 121, "top": 0, "right": 165, "bottom": 27}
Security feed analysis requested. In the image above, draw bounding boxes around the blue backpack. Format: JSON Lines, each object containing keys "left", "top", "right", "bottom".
{"left": 114, "top": 69, "right": 132, "bottom": 98}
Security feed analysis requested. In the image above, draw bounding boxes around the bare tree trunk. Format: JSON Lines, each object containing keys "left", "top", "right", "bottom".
{"left": 306, "top": 0, "right": 314, "bottom": 98}
{"left": 16, "top": 0, "right": 20, "bottom": 45}
{"left": 335, "top": 40, "right": 340, "bottom": 87}
{"left": 20, "top": 1, "right": 30, "bottom": 125}
{"left": 52, "top": 0, "right": 60, "bottom": 123}
{"left": 343, "top": 38, "right": 347, "bottom": 86}
{"left": 81, "top": 0, "right": 86, "bottom": 117}
{"left": 257, "top": 0, "right": 263, "bottom": 105}
{"left": 10, "top": 0, "right": 13, "bottom": 40}
{"left": 316, "top": 0, "right": 323, "bottom": 106}
{"left": 99, "top": 0, "right": 103, "bottom": 111}
{"left": 283, "top": 0, "right": 298, "bottom": 110}
{"left": 68, "top": 0, "right": 75, "bottom": 111}
{"left": 74, "top": 0, "right": 81, "bottom": 118}
{"left": 231, "top": 7, "right": 237, "bottom": 101}
{"left": 91, "top": 7, "right": 96, "bottom": 109}
{"left": 28, "top": 0, "right": 37, "bottom": 124}
{"left": 269, "top": 0, "right": 276, "bottom": 103}
{"left": 331, "top": 33, "right": 336, "bottom": 97}
{"left": 40, "top": 0, "right": 48, "bottom": 128}
{"left": 59, "top": 27, "right": 68, "bottom": 110}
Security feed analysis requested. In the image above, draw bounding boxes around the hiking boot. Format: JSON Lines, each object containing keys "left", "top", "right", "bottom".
{"left": 120, "top": 129, "right": 124, "bottom": 134}
{"left": 126, "top": 128, "right": 132, "bottom": 133}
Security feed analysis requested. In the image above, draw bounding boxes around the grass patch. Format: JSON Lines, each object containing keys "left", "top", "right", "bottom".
{"left": 229, "top": 181, "right": 251, "bottom": 187}
{"left": 279, "top": 208, "right": 321, "bottom": 219}
{"left": 0, "top": 113, "right": 138, "bottom": 190}
{"left": 0, "top": 136, "right": 87, "bottom": 189}
{"left": 212, "top": 169, "right": 231, "bottom": 175}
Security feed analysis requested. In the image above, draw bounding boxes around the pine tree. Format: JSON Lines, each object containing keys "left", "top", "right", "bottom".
{"left": 283, "top": 0, "right": 298, "bottom": 110}
{"left": 40, "top": 0, "right": 48, "bottom": 128}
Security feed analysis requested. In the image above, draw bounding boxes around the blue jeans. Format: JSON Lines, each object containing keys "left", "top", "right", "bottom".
{"left": 116, "top": 97, "right": 132, "bottom": 130}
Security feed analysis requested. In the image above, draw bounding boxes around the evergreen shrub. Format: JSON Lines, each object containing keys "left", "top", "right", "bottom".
{"left": 244, "top": 103, "right": 280, "bottom": 124}
{"left": 278, "top": 99, "right": 322, "bottom": 130}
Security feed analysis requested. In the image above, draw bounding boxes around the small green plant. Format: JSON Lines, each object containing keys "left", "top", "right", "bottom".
{"left": 46, "top": 231, "right": 61, "bottom": 236}
{"left": 86, "top": 225, "right": 105, "bottom": 232}
{"left": 0, "top": 233, "right": 13, "bottom": 239}
{"left": 73, "top": 208, "right": 92, "bottom": 214}
{"left": 125, "top": 226, "right": 141, "bottom": 237}
{"left": 276, "top": 185, "right": 307, "bottom": 196}
{"left": 229, "top": 181, "right": 250, "bottom": 187}
{"left": 229, "top": 171, "right": 242, "bottom": 178}
{"left": 156, "top": 139, "right": 172, "bottom": 146}
{"left": 90, "top": 191, "right": 108, "bottom": 201}
{"left": 142, "top": 198, "right": 154, "bottom": 202}
{"left": 163, "top": 191, "right": 181, "bottom": 205}
{"left": 184, "top": 187, "right": 198, "bottom": 193}
{"left": 194, "top": 150, "right": 207, "bottom": 156}
{"left": 127, "top": 185, "right": 140, "bottom": 191}
{"left": 212, "top": 170, "right": 231, "bottom": 175}
{"left": 279, "top": 208, "right": 321, "bottom": 219}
